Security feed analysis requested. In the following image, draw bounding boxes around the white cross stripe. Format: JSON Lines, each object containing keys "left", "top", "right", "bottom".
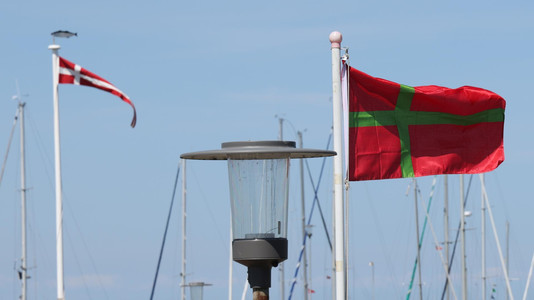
{"left": 58, "top": 66, "right": 130, "bottom": 100}
{"left": 79, "top": 73, "right": 130, "bottom": 99}
{"left": 73, "top": 64, "right": 81, "bottom": 85}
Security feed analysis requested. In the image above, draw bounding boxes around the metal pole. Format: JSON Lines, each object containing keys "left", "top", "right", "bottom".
{"left": 443, "top": 175, "right": 450, "bottom": 300}
{"left": 253, "top": 288, "right": 269, "bottom": 300}
{"left": 278, "top": 118, "right": 284, "bottom": 141}
{"left": 298, "top": 131, "right": 309, "bottom": 300}
{"left": 370, "top": 262, "right": 375, "bottom": 300}
{"left": 49, "top": 43, "right": 65, "bottom": 300}
{"left": 277, "top": 118, "right": 285, "bottom": 300}
{"left": 481, "top": 174, "right": 487, "bottom": 300}
{"left": 19, "top": 99, "right": 27, "bottom": 300}
{"left": 506, "top": 220, "right": 510, "bottom": 300}
{"left": 522, "top": 252, "right": 534, "bottom": 300}
{"left": 229, "top": 218, "right": 233, "bottom": 300}
{"left": 414, "top": 179, "right": 423, "bottom": 300}
{"left": 307, "top": 227, "right": 313, "bottom": 300}
{"left": 181, "top": 159, "right": 187, "bottom": 300}
{"left": 329, "top": 30, "right": 346, "bottom": 300}
{"left": 460, "top": 174, "right": 467, "bottom": 300}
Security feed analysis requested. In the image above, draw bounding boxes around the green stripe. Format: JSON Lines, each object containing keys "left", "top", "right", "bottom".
{"left": 396, "top": 85, "right": 415, "bottom": 178}
{"left": 349, "top": 108, "right": 505, "bottom": 128}
{"left": 349, "top": 84, "right": 505, "bottom": 178}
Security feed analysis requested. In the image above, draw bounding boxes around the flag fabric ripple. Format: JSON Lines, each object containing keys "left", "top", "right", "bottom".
{"left": 347, "top": 67, "right": 505, "bottom": 181}
{"left": 58, "top": 56, "right": 137, "bottom": 127}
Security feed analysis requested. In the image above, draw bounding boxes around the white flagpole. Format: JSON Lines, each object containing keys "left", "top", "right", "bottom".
{"left": 49, "top": 43, "right": 65, "bottom": 300}
{"left": 329, "top": 31, "right": 346, "bottom": 300}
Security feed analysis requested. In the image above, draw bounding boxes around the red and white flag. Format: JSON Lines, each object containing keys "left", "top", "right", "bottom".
{"left": 58, "top": 56, "right": 137, "bottom": 127}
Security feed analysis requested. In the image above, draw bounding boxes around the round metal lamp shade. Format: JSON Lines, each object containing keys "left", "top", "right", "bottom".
{"left": 180, "top": 140, "right": 336, "bottom": 160}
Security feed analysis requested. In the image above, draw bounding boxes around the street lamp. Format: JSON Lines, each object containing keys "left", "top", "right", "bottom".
{"left": 183, "top": 282, "right": 212, "bottom": 300}
{"left": 181, "top": 141, "right": 335, "bottom": 299}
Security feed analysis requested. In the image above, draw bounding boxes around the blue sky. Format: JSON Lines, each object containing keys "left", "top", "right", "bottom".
{"left": 0, "top": 0, "right": 533, "bottom": 299}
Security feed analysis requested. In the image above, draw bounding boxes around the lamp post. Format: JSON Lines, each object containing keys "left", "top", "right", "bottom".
{"left": 181, "top": 141, "right": 335, "bottom": 300}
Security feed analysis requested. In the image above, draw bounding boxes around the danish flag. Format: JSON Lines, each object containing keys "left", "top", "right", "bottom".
{"left": 58, "top": 57, "right": 137, "bottom": 127}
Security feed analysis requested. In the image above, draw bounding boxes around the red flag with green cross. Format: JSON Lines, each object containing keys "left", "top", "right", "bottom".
{"left": 347, "top": 67, "right": 505, "bottom": 181}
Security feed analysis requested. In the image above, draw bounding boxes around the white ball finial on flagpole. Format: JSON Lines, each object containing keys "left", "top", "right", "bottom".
{"left": 329, "top": 31, "right": 343, "bottom": 49}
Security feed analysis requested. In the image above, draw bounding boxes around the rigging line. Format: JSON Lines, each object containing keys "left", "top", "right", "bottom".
{"left": 287, "top": 133, "right": 332, "bottom": 300}
{"left": 440, "top": 174, "right": 474, "bottom": 300}
{"left": 60, "top": 193, "right": 111, "bottom": 299}
{"left": 61, "top": 190, "right": 111, "bottom": 299}
{"left": 482, "top": 174, "right": 515, "bottom": 300}
{"left": 288, "top": 155, "right": 327, "bottom": 299}
{"left": 303, "top": 133, "right": 333, "bottom": 251}
{"left": 418, "top": 178, "right": 459, "bottom": 300}
{"left": 64, "top": 226, "right": 94, "bottom": 298}
{"left": 26, "top": 107, "right": 55, "bottom": 187}
{"left": 0, "top": 107, "right": 19, "bottom": 189}
{"left": 149, "top": 161, "right": 181, "bottom": 300}
{"left": 363, "top": 182, "right": 403, "bottom": 298}
{"left": 405, "top": 177, "right": 438, "bottom": 300}
{"left": 190, "top": 166, "right": 228, "bottom": 252}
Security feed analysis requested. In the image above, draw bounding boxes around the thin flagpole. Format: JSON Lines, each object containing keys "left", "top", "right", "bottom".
{"left": 228, "top": 217, "right": 233, "bottom": 300}
{"left": 18, "top": 98, "right": 28, "bottom": 300}
{"left": 329, "top": 31, "right": 346, "bottom": 300}
{"left": 181, "top": 159, "right": 187, "bottom": 300}
{"left": 481, "top": 174, "right": 487, "bottom": 300}
{"left": 49, "top": 43, "right": 65, "bottom": 300}
{"left": 413, "top": 180, "right": 423, "bottom": 300}
{"left": 460, "top": 174, "right": 467, "bottom": 300}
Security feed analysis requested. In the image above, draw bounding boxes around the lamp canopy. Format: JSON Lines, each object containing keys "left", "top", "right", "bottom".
{"left": 180, "top": 140, "right": 336, "bottom": 160}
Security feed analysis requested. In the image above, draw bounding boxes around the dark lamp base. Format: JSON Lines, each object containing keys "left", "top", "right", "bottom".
{"left": 233, "top": 238, "right": 288, "bottom": 289}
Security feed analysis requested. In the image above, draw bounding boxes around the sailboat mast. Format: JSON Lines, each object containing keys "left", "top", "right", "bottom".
{"left": 460, "top": 174, "right": 467, "bottom": 300}
{"left": 506, "top": 221, "right": 510, "bottom": 300}
{"left": 298, "top": 131, "right": 309, "bottom": 300}
{"left": 181, "top": 159, "right": 187, "bottom": 300}
{"left": 443, "top": 175, "right": 450, "bottom": 300}
{"left": 413, "top": 179, "right": 423, "bottom": 300}
{"left": 18, "top": 97, "right": 28, "bottom": 300}
{"left": 481, "top": 174, "right": 487, "bottom": 300}
{"left": 277, "top": 117, "right": 285, "bottom": 300}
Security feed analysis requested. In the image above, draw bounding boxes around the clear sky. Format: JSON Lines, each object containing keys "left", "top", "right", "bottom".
{"left": 0, "top": 0, "right": 533, "bottom": 299}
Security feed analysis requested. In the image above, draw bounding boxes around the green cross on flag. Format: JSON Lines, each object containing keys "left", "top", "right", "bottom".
{"left": 347, "top": 67, "right": 505, "bottom": 181}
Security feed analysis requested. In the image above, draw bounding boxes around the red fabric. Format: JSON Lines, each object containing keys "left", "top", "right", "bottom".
{"left": 349, "top": 125, "right": 402, "bottom": 180}
{"left": 59, "top": 57, "right": 137, "bottom": 127}
{"left": 410, "top": 123, "right": 504, "bottom": 176}
{"left": 348, "top": 67, "right": 505, "bottom": 181}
